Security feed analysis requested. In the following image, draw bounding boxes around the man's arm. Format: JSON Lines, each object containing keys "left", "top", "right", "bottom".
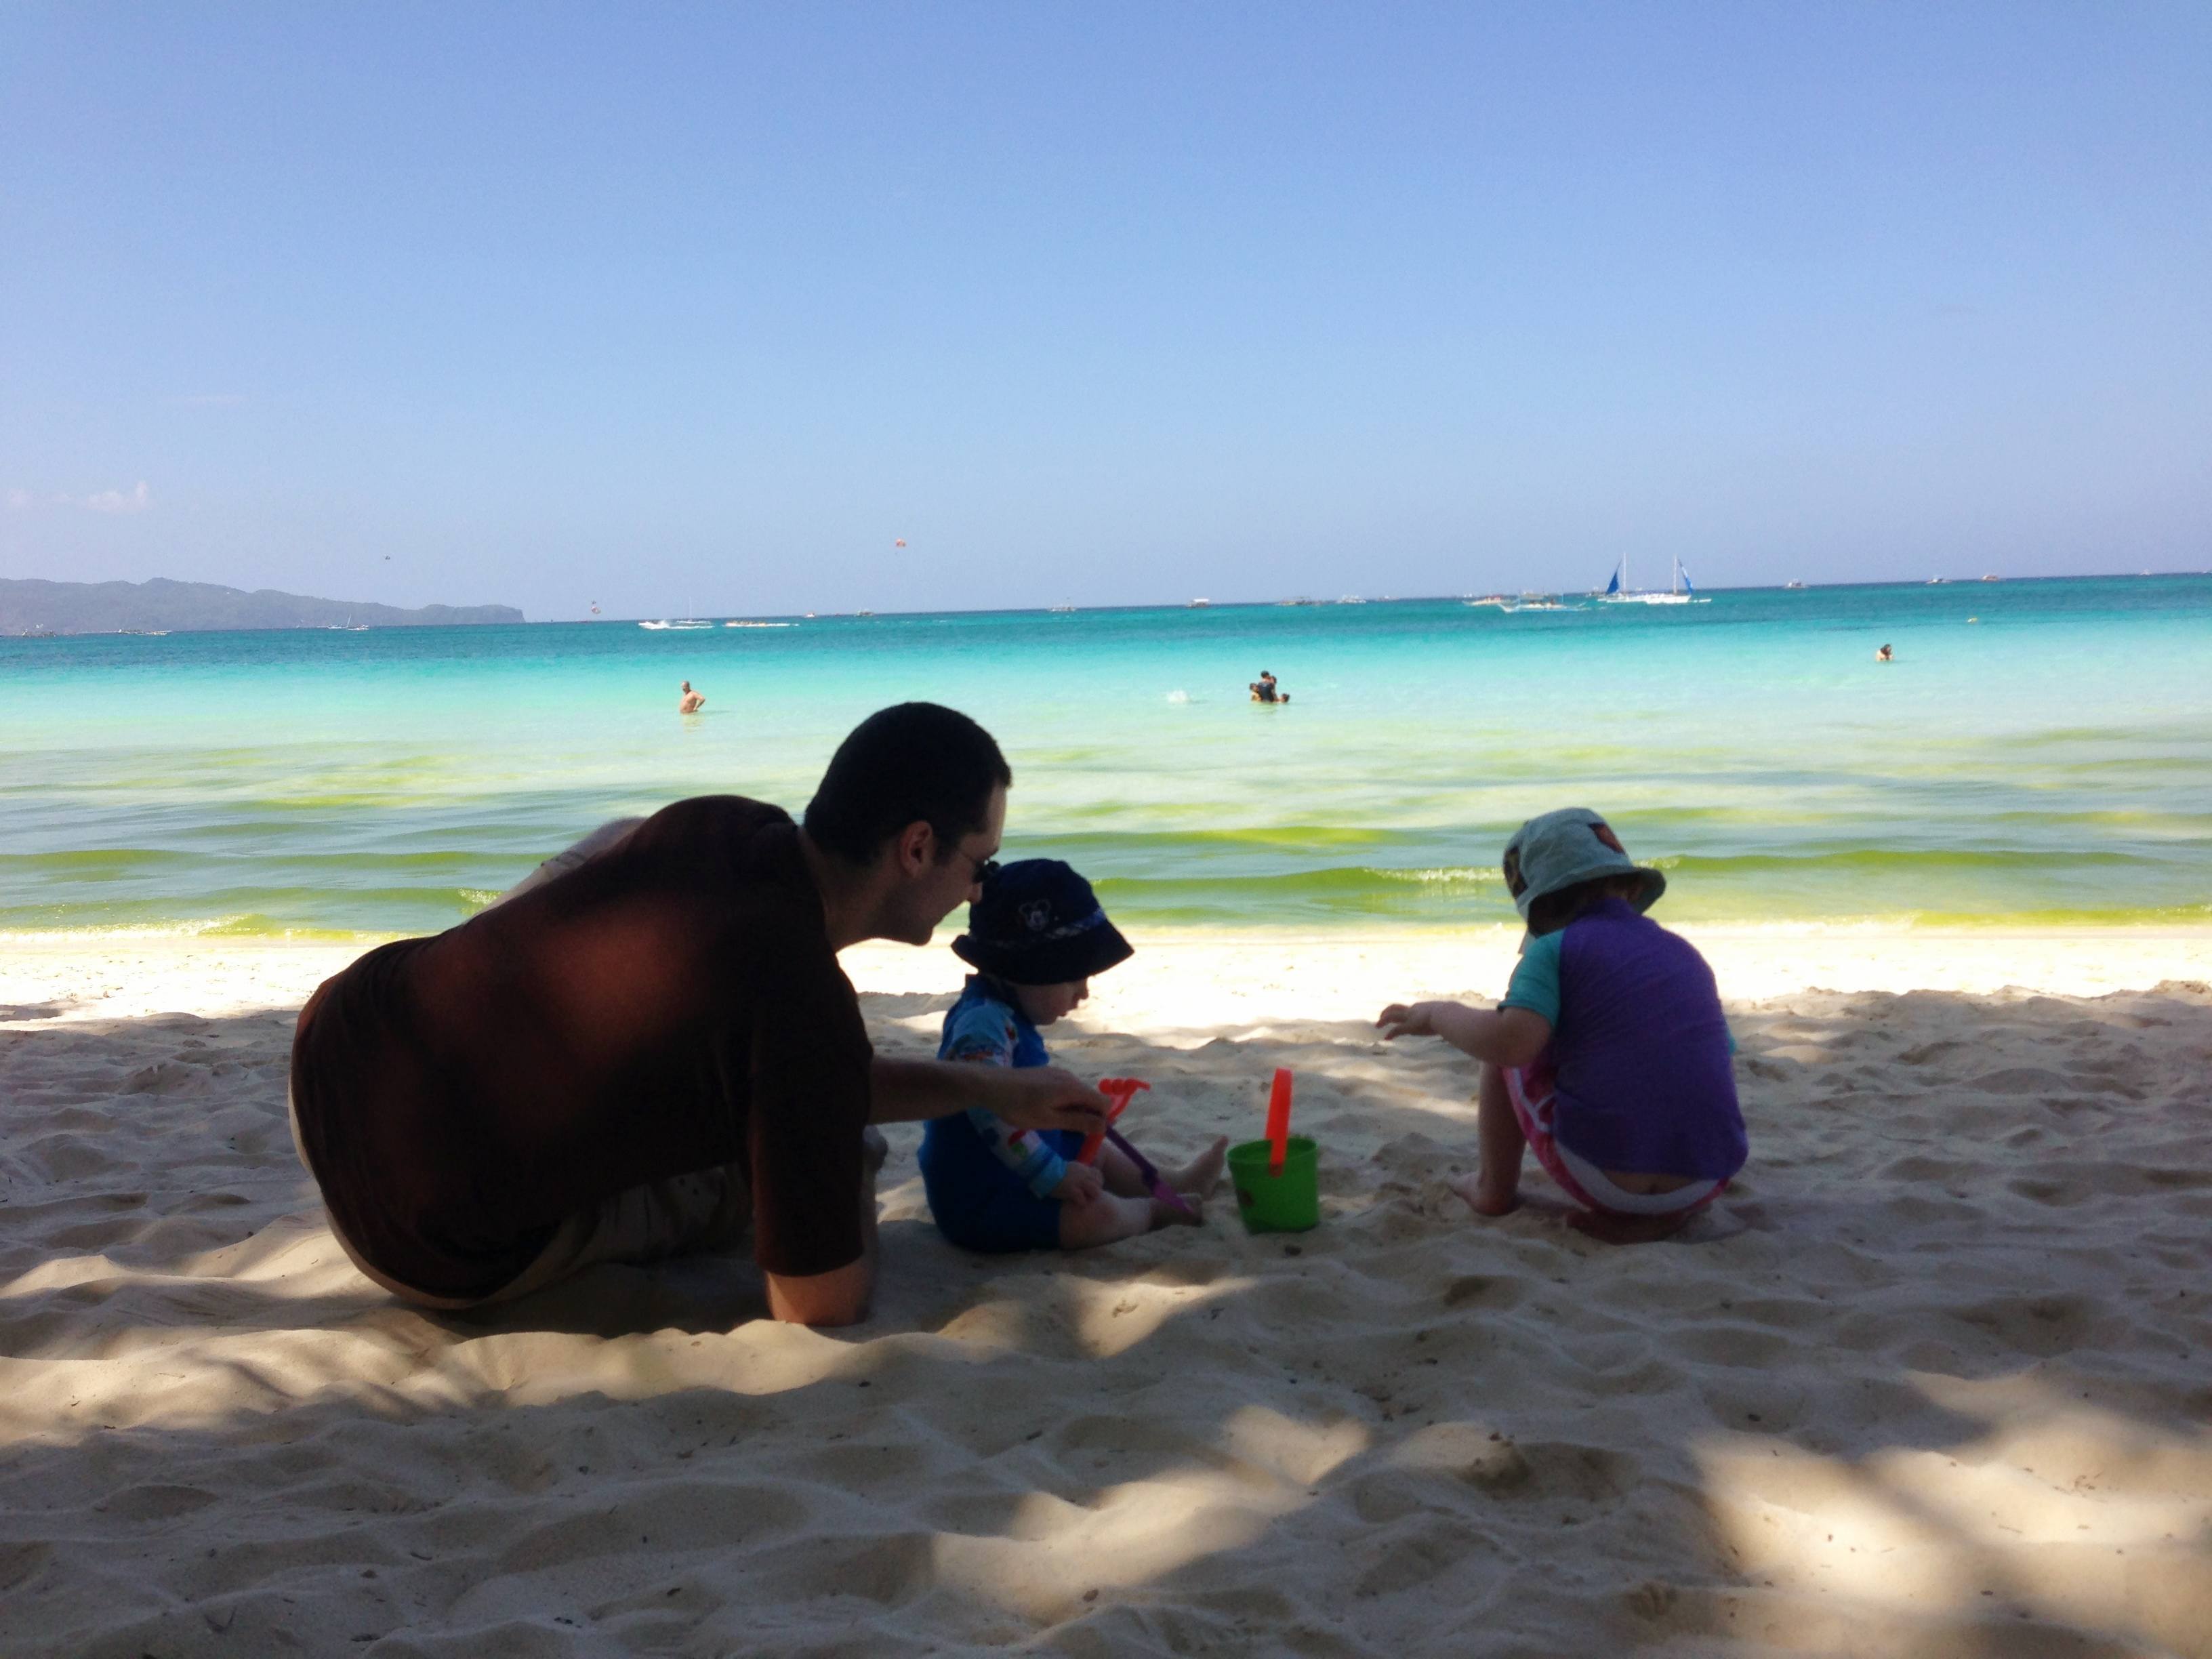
{"left": 760, "top": 1122, "right": 886, "bottom": 1326}
{"left": 764, "top": 1211, "right": 876, "bottom": 1326}
{"left": 869, "top": 1057, "right": 1110, "bottom": 1134}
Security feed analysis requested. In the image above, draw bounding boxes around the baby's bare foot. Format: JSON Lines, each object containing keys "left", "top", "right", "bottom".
{"left": 1446, "top": 1170, "right": 1519, "bottom": 1218}
{"left": 1172, "top": 1136, "right": 1230, "bottom": 1199}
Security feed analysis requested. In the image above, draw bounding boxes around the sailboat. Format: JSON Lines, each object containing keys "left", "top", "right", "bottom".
{"left": 1598, "top": 554, "right": 1705, "bottom": 605}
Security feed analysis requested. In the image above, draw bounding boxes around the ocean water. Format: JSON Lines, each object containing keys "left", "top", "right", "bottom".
{"left": 3, "top": 576, "right": 2209, "bottom": 941}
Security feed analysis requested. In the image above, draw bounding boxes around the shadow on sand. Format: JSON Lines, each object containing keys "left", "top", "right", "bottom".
{"left": 2, "top": 984, "right": 2208, "bottom": 1655}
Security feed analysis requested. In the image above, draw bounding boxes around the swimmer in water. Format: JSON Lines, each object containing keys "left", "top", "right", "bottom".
{"left": 1248, "top": 670, "right": 1291, "bottom": 705}
{"left": 678, "top": 680, "right": 707, "bottom": 713}
{"left": 1875, "top": 644, "right": 1893, "bottom": 664}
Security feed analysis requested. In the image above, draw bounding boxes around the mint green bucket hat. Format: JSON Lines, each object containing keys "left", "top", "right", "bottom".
{"left": 1501, "top": 807, "right": 1666, "bottom": 921}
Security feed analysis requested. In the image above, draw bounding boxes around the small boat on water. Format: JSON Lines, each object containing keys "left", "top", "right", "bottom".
{"left": 1599, "top": 555, "right": 1705, "bottom": 605}
{"left": 1187, "top": 598, "right": 1210, "bottom": 608}
{"left": 1785, "top": 580, "right": 1805, "bottom": 590}
{"left": 642, "top": 601, "right": 715, "bottom": 630}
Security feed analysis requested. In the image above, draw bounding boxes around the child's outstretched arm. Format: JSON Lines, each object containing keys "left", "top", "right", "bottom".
{"left": 1378, "top": 1001, "right": 1552, "bottom": 1069}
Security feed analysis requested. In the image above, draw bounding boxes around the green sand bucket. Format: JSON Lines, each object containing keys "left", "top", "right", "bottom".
{"left": 1228, "top": 1136, "right": 1321, "bottom": 1233}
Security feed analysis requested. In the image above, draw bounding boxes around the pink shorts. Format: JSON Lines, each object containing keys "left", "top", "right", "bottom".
{"left": 1502, "top": 1054, "right": 1728, "bottom": 1218}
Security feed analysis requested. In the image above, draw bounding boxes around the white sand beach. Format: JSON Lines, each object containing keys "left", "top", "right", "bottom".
{"left": 3, "top": 930, "right": 2209, "bottom": 1656}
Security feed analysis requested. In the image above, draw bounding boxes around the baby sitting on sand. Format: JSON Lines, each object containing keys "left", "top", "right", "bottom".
{"left": 920, "top": 860, "right": 1226, "bottom": 1252}
{"left": 1378, "top": 808, "right": 1747, "bottom": 1242}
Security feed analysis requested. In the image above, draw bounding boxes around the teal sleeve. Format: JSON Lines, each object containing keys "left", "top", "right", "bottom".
{"left": 1500, "top": 930, "right": 1563, "bottom": 1025}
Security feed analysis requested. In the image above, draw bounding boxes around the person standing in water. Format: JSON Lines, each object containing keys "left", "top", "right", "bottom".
{"left": 1248, "top": 670, "right": 1290, "bottom": 704}
{"left": 679, "top": 681, "right": 707, "bottom": 713}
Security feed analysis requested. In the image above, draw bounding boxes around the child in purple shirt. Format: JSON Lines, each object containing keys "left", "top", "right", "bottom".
{"left": 1378, "top": 808, "right": 1746, "bottom": 1242}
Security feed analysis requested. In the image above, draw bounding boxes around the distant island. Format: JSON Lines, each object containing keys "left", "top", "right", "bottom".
{"left": 0, "top": 577, "right": 524, "bottom": 636}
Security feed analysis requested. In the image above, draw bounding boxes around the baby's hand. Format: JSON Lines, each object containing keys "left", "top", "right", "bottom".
{"left": 1377, "top": 1002, "right": 1434, "bottom": 1040}
{"left": 1052, "top": 1163, "right": 1105, "bottom": 1204}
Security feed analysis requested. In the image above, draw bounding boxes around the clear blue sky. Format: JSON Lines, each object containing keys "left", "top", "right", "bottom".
{"left": 4, "top": 3, "right": 2208, "bottom": 617}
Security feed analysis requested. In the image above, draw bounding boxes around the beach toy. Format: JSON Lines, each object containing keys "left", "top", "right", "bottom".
{"left": 1103, "top": 1126, "right": 1195, "bottom": 1217}
{"left": 1265, "top": 1067, "right": 1293, "bottom": 1174}
{"left": 1228, "top": 1136, "right": 1320, "bottom": 1233}
{"left": 1078, "top": 1077, "right": 1149, "bottom": 1165}
{"left": 1231, "top": 1069, "right": 1319, "bottom": 1232}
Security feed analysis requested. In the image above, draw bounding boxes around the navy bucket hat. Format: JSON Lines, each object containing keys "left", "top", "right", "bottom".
{"left": 954, "top": 859, "right": 1134, "bottom": 985}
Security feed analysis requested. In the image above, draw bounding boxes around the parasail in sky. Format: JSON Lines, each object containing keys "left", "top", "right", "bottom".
{"left": 894, "top": 538, "right": 907, "bottom": 548}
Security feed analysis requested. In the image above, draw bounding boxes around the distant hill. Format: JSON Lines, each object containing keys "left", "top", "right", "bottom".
{"left": 0, "top": 577, "right": 524, "bottom": 635}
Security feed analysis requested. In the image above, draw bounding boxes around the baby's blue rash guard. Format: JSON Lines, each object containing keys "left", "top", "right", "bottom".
{"left": 934, "top": 977, "right": 1067, "bottom": 1198}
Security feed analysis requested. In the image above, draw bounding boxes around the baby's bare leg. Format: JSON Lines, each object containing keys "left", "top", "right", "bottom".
{"left": 1096, "top": 1137, "right": 1223, "bottom": 1228}
{"left": 1058, "top": 1188, "right": 1158, "bottom": 1249}
{"left": 1095, "top": 1141, "right": 1148, "bottom": 1199}
{"left": 1446, "top": 1063, "right": 1525, "bottom": 1218}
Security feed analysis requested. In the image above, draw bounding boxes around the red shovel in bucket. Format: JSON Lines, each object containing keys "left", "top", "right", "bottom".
{"left": 1265, "top": 1067, "right": 1294, "bottom": 1175}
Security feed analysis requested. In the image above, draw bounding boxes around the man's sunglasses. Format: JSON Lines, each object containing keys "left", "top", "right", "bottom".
{"left": 948, "top": 845, "right": 1001, "bottom": 884}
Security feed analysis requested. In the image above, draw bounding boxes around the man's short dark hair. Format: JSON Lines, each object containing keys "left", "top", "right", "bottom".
{"left": 804, "top": 703, "right": 1012, "bottom": 864}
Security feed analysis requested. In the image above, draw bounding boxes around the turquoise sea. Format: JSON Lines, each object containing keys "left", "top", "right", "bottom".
{"left": 3, "top": 575, "right": 2209, "bottom": 941}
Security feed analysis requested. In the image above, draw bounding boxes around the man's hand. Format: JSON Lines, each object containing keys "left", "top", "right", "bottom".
{"left": 1050, "top": 1162, "right": 1105, "bottom": 1204}
{"left": 979, "top": 1065, "right": 1111, "bottom": 1136}
{"left": 1377, "top": 1002, "right": 1437, "bottom": 1040}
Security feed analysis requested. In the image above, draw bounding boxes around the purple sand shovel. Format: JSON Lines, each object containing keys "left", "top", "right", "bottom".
{"left": 1105, "top": 1126, "right": 1194, "bottom": 1216}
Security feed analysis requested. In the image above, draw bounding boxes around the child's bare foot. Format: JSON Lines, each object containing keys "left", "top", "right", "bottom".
{"left": 1446, "top": 1170, "right": 1519, "bottom": 1218}
{"left": 1170, "top": 1136, "right": 1229, "bottom": 1200}
{"left": 1567, "top": 1208, "right": 1694, "bottom": 1245}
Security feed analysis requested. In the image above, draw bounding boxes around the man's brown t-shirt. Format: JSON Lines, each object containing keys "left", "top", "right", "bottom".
{"left": 289, "top": 798, "right": 873, "bottom": 1299}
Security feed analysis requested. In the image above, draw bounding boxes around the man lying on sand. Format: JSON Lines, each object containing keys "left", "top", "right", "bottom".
{"left": 1378, "top": 807, "right": 1747, "bottom": 1244}
{"left": 287, "top": 703, "right": 1109, "bottom": 1326}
